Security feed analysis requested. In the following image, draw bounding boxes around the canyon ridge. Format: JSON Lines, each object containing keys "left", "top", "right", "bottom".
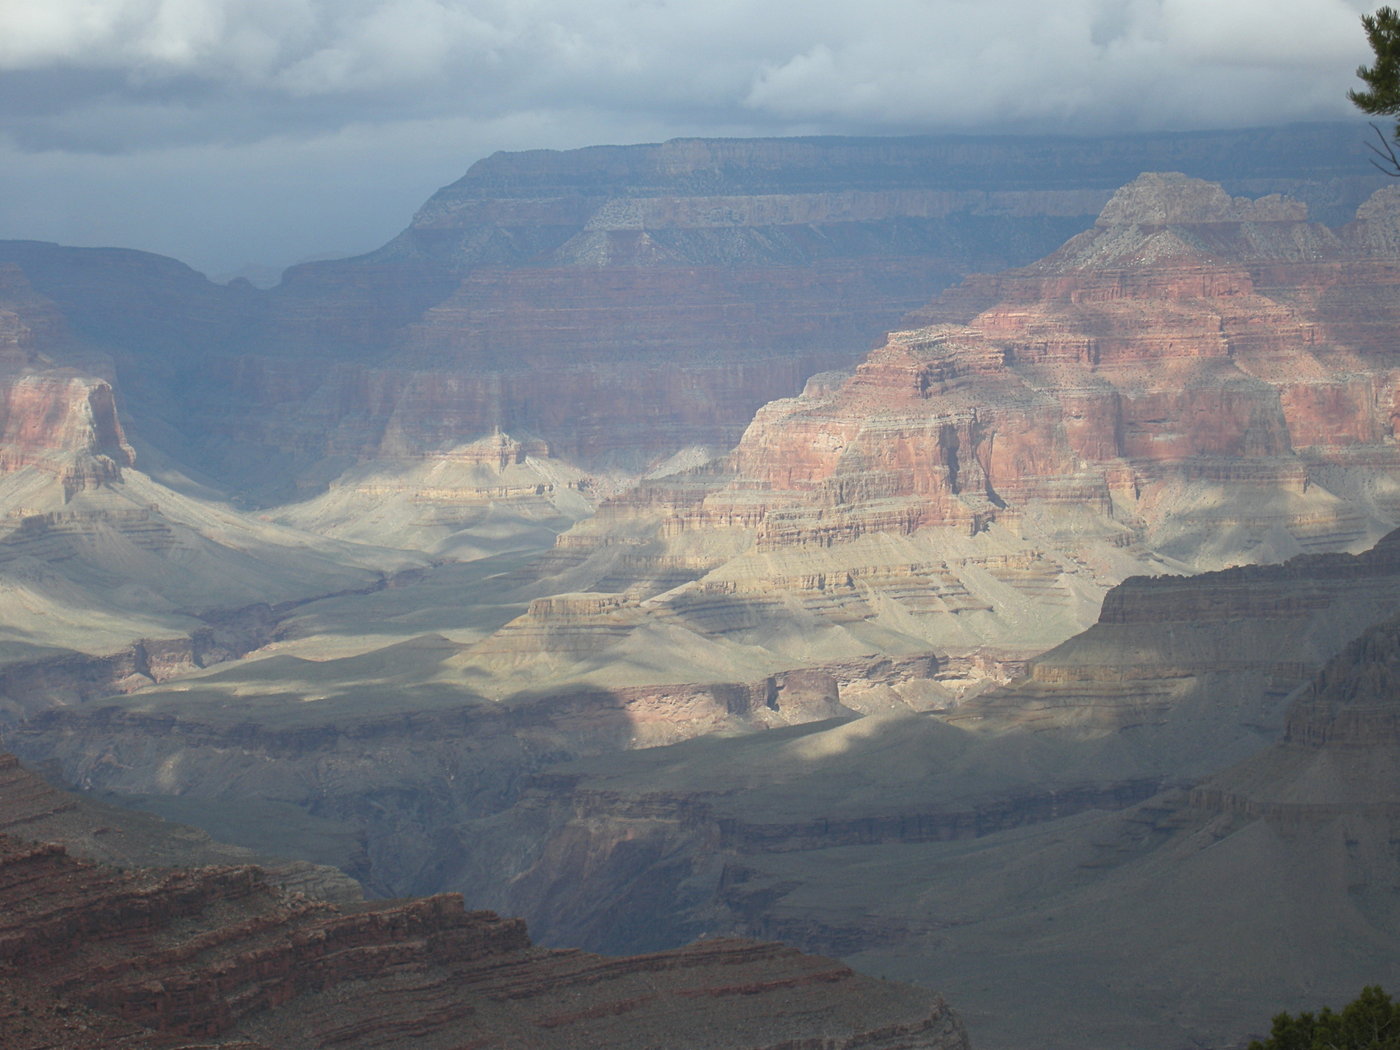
{"left": 1, "top": 124, "right": 1399, "bottom": 1049}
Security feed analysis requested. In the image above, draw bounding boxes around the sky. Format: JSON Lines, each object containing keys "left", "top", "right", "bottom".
{"left": 0, "top": 0, "right": 1382, "bottom": 279}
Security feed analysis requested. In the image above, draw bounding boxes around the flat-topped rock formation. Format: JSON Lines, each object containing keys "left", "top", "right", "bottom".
{"left": 417, "top": 532, "right": 1400, "bottom": 1049}
{"left": 25, "top": 166, "right": 1400, "bottom": 938}
{"left": 860, "top": 608, "right": 1400, "bottom": 1050}
{"left": 0, "top": 266, "right": 134, "bottom": 493}
{"left": 5, "top": 134, "right": 1400, "bottom": 1048}
{"left": 948, "top": 527, "right": 1400, "bottom": 740}
{"left": 707, "top": 172, "right": 1400, "bottom": 557}
{"left": 0, "top": 274, "right": 436, "bottom": 725}
{"left": 487, "top": 173, "right": 1400, "bottom": 718}
{"left": 0, "top": 126, "right": 1387, "bottom": 503}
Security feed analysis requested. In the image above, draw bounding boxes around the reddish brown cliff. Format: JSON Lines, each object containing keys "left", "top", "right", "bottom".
{"left": 633, "top": 175, "right": 1400, "bottom": 559}
{"left": 0, "top": 267, "right": 135, "bottom": 493}
{"left": 3, "top": 127, "right": 1388, "bottom": 499}
{"left": 0, "top": 814, "right": 967, "bottom": 1050}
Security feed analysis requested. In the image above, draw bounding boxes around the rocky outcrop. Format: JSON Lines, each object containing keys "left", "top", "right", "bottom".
{"left": 480, "top": 173, "right": 1400, "bottom": 732}
{"left": 1, "top": 126, "right": 1388, "bottom": 501}
{"left": 0, "top": 373, "right": 135, "bottom": 492}
{"left": 0, "top": 821, "right": 967, "bottom": 1050}
{"left": 948, "top": 527, "right": 1400, "bottom": 738}
{"left": 399, "top": 529, "right": 1400, "bottom": 1050}
{"left": 426, "top": 528, "right": 1400, "bottom": 956}
{"left": 674, "top": 173, "right": 1400, "bottom": 559}
{"left": 0, "top": 268, "right": 135, "bottom": 494}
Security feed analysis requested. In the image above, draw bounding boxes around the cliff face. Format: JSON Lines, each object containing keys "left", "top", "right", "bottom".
{"left": 421, "top": 531, "right": 1400, "bottom": 1050}
{"left": 424, "top": 529, "right": 1400, "bottom": 955}
{"left": 21, "top": 167, "right": 1400, "bottom": 943}
{"left": 0, "top": 279, "right": 435, "bottom": 722}
{"left": 0, "top": 267, "right": 135, "bottom": 493}
{"left": 0, "top": 757, "right": 967, "bottom": 1050}
{"left": 695, "top": 174, "right": 1400, "bottom": 556}
{"left": 473, "top": 173, "right": 1400, "bottom": 724}
{"left": 1, "top": 127, "right": 1389, "bottom": 503}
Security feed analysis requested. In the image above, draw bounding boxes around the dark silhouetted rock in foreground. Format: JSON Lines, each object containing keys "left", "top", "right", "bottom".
{"left": 0, "top": 748, "right": 964, "bottom": 1050}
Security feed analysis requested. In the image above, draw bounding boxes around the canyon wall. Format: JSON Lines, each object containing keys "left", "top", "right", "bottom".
{"left": 417, "top": 532, "right": 1400, "bottom": 1050}
{"left": 0, "top": 129, "right": 1398, "bottom": 1049}
{"left": 0, "top": 125, "right": 1388, "bottom": 501}
{"left": 0, "top": 751, "right": 967, "bottom": 1050}
{"left": 21, "top": 166, "right": 1400, "bottom": 930}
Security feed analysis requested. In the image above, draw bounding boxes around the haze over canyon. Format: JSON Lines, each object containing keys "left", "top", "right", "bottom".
{"left": 3, "top": 121, "right": 1400, "bottom": 1049}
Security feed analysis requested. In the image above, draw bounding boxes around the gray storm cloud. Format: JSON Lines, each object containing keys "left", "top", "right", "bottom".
{"left": 0, "top": 0, "right": 1380, "bottom": 274}
{"left": 0, "top": 0, "right": 1376, "bottom": 149}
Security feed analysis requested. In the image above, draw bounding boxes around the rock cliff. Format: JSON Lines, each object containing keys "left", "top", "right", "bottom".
{"left": 0, "top": 756, "right": 967, "bottom": 1050}
{"left": 21, "top": 167, "right": 1400, "bottom": 941}
{"left": 488, "top": 172, "right": 1400, "bottom": 721}
{"left": 0, "top": 266, "right": 135, "bottom": 493}
{"left": 1, "top": 126, "right": 1388, "bottom": 504}
{"left": 422, "top": 531, "right": 1400, "bottom": 1050}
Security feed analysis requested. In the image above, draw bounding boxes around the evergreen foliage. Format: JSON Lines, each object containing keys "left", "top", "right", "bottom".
{"left": 1350, "top": 6, "right": 1400, "bottom": 128}
{"left": 1248, "top": 986, "right": 1400, "bottom": 1050}
{"left": 1350, "top": 7, "right": 1400, "bottom": 173}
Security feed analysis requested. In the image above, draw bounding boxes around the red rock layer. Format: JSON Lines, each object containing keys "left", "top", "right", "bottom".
{"left": 0, "top": 266, "right": 136, "bottom": 492}
{"left": 0, "top": 820, "right": 967, "bottom": 1050}
{"left": 651, "top": 176, "right": 1400, "bottom": 550}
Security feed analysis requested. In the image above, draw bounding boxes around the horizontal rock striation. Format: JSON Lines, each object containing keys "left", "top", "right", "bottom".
{"left": 2, "top": 126, "right": 1388, "bottom": 499}
{"left": 949, "top": 528, "right": 1400, "bottom": 738}
{"left": 436, "top": 529, "right": 1400, "bottom": 954}
{"left": 0, "top": 269, "right": 135, "bottom": 495}
{"left": 492, "top": 173, "right": 1400, "bottom": 733}
{"left": 0, "top": 818, "right": 967, "bottom": 1050}
{"left": 663, "top": 175, "right": 1400, "bottom": 559}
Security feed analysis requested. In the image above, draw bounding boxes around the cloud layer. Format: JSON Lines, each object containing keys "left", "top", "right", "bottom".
{"left": 0, "top": 0, "right": 1376, "bottom": 147}
{"left": 0, "top": 0, "right": 1381, "bottom": 272}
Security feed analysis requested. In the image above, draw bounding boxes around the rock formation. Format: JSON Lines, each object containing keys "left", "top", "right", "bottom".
{"left": 419, "top": 534, "right": 1400, "bottom": 1050}
{"left": 0, "top": 125, "right": 1388, "bottom": 503}
{"left": 21, "top": 166, "right": 1400, "bottom": 936}
{"left": 0, "top": 266, "right": 434, "bottom": 727}
{"left": 480, "top": 172, "right": 1400, "bottom": 720}
{"left": 0, "top": 751, "right": 966, "bottom": 1050}
{"left": 3, "top": 131, "right": 1400, "bottom": 1050}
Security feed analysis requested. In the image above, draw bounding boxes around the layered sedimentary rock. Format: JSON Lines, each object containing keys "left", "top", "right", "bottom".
{"left": 0, "top": 266, "right": 135, "bottom": 493}
{"left": 855, "top": 608, "right": 1400, "bottom": 1050}
{"left": 476, "top": 173, "right": 1400, "bottom": 721}
{"left": 274, "top": 431, "right": 596, "bottom": 557}
{"left": 0, "top": 271, "right": 436, "bottom": 726}
{"left": 949, "top": 527, "right": 1400, "bottom": 738}
{"left": 0, "top": 780, "right": 966, "bottom": 1050}
{"left": 24, "top": 167, "right": 1400, "bottom": 938}
{"left": 0, "top": 126, "right": 1388, "bottom": 503}
{"left": 421, "top": 533, "right": 1400, "bottom": 1050}
{"left": 428, "top": 529, "right": 1400, "bottom": 955}
{"left": 0, "top": 751, "right": 361, "bottom": 900}
{"left": 687, "top": 174, "right": 1400, "bottom": 557}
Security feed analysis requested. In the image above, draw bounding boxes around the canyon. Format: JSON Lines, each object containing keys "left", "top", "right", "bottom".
{"left": 454, "top": 536, "right": 1400, "bottom": 1049}
{"left": 2, "top": 124, "right": 1400, "bottom": 1049}
{"left": 0, "top": 753, "right": 965, "bottom": 1050}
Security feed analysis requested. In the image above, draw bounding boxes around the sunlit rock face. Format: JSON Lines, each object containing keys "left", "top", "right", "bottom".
{"left": 0, "top": 266, "right": 135, "bottom": 492}
{"left": 0, "top": 264, "right": 431, "bottom": 711}
{"left": 644, "top": 174, "right": 1400, "bottom": 564}
{"left": 1, "top": 127, "right": 1389, "bottom": 503}
{"left": 459, "top": 174, "right": 1400, "bottom": 745}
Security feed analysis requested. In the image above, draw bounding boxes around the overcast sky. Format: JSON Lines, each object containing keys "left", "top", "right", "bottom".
{"left": 0, "top": 0, "right": 1381, "bottom": 278}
